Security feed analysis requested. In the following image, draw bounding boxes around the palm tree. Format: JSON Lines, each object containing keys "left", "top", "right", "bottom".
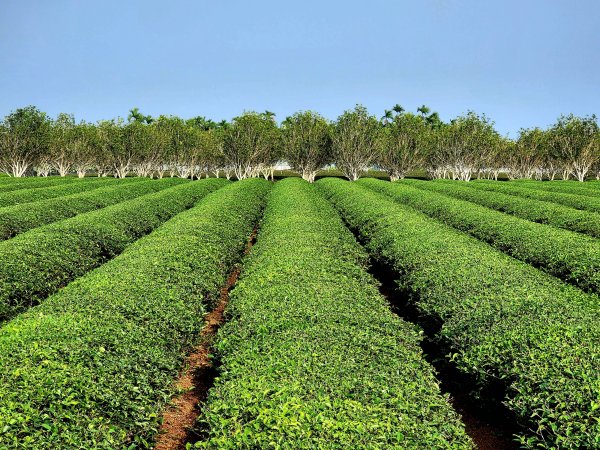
{"left": 392, "top": 104, "right": 405, "bottom": 115}
{"left": 381, "top": 109, "right": 393, "bottom": 125}
{"left": 417, "top": 105, "right": 431, "bottom": 117}
{"left": 263, "top": 110, "right": 276, "bottom": 122}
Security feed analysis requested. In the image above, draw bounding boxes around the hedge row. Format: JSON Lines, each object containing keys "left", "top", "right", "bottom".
{"left": 316, "top": 177, "right": 600, "bottom": 449}
{"left": 195, "top": 178, "right": 472, "bottom": 449}
{"left": 512, "top": 179, "right": 600, "bottom": 198}
{"left": 0, "top": 178, "right": 228, "bottom": 321}
{"left": 399, "top": 179, "right": 600, "bottom": 238}
{"left": 471, "top": 180, "right": 600, "bottom": 213}
{"left": 0, "top": 178, "right": 186, "bottom": 241}
{"left": 0, "top": 176, "right": 81, "bottom": 193}
{"left": 0, "top": 178, "right": 270, "bottom": 449}
{"left": 0, "top": 177, "right": 142, "bottom": 208}
{"left": 360, "top": 178, "right": 600, "bottom": 294}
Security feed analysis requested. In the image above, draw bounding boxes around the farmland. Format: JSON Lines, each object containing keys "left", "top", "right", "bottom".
{"left": 0, "top": 175, "right": 597, "bottom": 450}
{"left": 0, "top": 105, "right": 599, "bottom": 448}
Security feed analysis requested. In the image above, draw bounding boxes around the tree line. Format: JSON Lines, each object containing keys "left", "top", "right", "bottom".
{"left": 0, "top": 104, "right": 598, "bottom": 181}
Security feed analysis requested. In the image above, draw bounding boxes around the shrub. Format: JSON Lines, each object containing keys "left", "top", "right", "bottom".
{"left": 361, "top": 178, "right": 600, "bottom": 294}
{"left": 195, "top": 178, "right": 473, "bottom": 449}
{"left": 0, "top": 177, "right": 142, "bottom": 208}
{"left": 316, "top": 177, "right": 600, "bottom": 449}
{"left": 0, "top": 176, "right": 81, "bottom": 193}
{"left": 0, "top": 178, "right": 228, "bottom": 321}
{"left": 0, "top": 178, "right": 185, "bottom": 240}
{"left": 0, "top": 178, "right": 270, "bottom": 449}
{"left": 511, "top": 179, "right": 600, "bottom": 197}
{"left": 400, "top": 178, "right": 600, "bottom": 238}
{"left": 472, "top": 179, "right": 600, "bottom": 213}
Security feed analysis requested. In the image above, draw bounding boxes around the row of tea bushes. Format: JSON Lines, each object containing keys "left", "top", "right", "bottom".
{"left": 511, "top": 179, "right": 600, "bottom": 198}
{"left": 400, "top": 179, "right": 600, "bottom": 238}
{"left": 0, "top": 177, "right": 98, "bottom": 194}
{"left": 471, "top": 180, "right": 600, "bottom": 213}
{"left": 195, "top": 178, "right": 473, "bottom": 449}
{"left": 0, "top": 179, "right": 271, "bottom": 449}
{"left": 0, "top": 178, "right": 186, "bottom": 240}
{"left": 0, "top": 176, "right": 84, "bottom": 193}
{"left": 0, "top": 178, "right": 227, "bottom": 321}
{"left": 316, "top": 178, "right": 600, "bottom": 449}
{"left": 360, "top": 178, "right": 600, "bottom": 294}
{"left": 0, "top": 177, "right": 139, "bottom": 208}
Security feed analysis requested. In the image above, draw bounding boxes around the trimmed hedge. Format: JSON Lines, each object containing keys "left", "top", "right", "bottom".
{"left": 471, "top": 180, "right": 600, "bottom": 213}
{"left": 195, "top": 178, "right": 472, "bottom": 449}
{"left": 0, "top": 178, "right": 270, "bottom": 449}
{"left": 0, "top": 177, "right": 141, "bottom": 208}
{"left": 0, "top": 178, "right": 185, "bottom": 240}
{"left": 512, "top": 179, "right": 600, "bottom": 198}
{"left": 0, "top": 176, "right": 81, "bottom": 193}
{"left": 316, "top": 177, "right": 600, "bottom": 449}
{"left": 399, "top": 178, "right": 600, "bottom": 238}
{"left": 360, "top": 178, "right": 600, "bottom": 294}
{"left": 0, "top": 178, "right": 228, "bottom": 321}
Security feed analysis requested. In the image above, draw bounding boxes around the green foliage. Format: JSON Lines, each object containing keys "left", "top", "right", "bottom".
{"left": 0, "top": 179, "right": 270, "bottom": 449}
{"left": 332, "top": 105, "right": 382, "bottom": 181}
{"left": 2, "top": 105, "right": 599, "bottom": 181}
{"left": 195, "top": 178, "right": 472, "bottom": 449}
{"left": 508, "top": 127, "right": 548, "bottom": 179}
{"left": 428, "top": 111, "right": 500, "bottom": 181}
{"left": 511, "top": 179, "right": 600, "bottom": 197}
{"left": 406, "top": 178, "right": 600, "bottom": 238}
{"left": 367, "top": 178, "right": 600, "bottom": 294}
{"left": 222, "top": 111, "right": 281, "bottom": 179}
{"left": 316, "top": 177, "right": 600, "bottom": 449}
{"left": 471, "top": 179, "right": 600, "bottom": 214}
{"left": 0, "top": 177, "right": 118, "bottom": 209}
{"left": 0, "top": 178, "right": 158, "bottom": 240}
{"left": 281, "top": 111, "right": 331, "bottom": 182}
{"left": 379, "top": 112, "right": 431, "bottom": 181}
{"left": 548, "top": 114, "right": 599, "bottom": 181}
{"left": 128, "top": 107, "right": 154, "bottom": 124}
{"left": 0, "top": 178, "right": 225, "bottom": 321}
{"left": 0, "top": 176, "right": 82, "bottom": 193}
{"left": 0, "top": 106, "right": 52, "bottom": 177}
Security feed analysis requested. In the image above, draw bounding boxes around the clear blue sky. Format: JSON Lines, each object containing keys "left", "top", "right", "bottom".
{"left": 1, "top": 0, "right": 598, "bottom": 136}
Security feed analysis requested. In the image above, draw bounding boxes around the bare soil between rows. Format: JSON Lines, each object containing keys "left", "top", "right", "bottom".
{"left": 369, "top": 258, "right": 519, "bottom": 450}
{"left": 153, "top": 227, "right": 258, "bottom": 450}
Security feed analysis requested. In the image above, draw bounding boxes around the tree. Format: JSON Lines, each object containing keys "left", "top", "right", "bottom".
{"left": 506, "top": 128, "right": 546, "bottom": 179}
{"left": 222, "top": 112, "right": 280, "bottom": 180}
{"left": 392, "top": 104, "right": 405, "bottom": 115}
{"left": 428, "top": 112, "right": 498, "bottom": 181}
{"left": 186, "top": 116, "right": 219, "bottom": 131}
{"left": 97, "top": 119, "right": 128, "bottom": 177}
{"left": 381, "top": 109, "right": 393, "bottom": 125}
{"left": 379, "top": 112, "right": 429, "bottom": 181}
{"left": 70, "top": 122, "right": 99, "bottom": 178}
{"left": 332, "top": 105, "right": 381, "bottom": 181}
{"left": 151, "top": 115, "right": 188, "bottom": 177}
{"left": 281, "top": 111, "right": 331, "bottom": 182}
{"left": 126, "top": 122, "right": 156, "bottom": 177}
{"left": 0, "top": 106, "right": 51, "bottom": 177}
{"left": 48, "top": 113, "right": 80, "bottom": 176}
{"left": 417, "top": 105, "right": 431, "bottom": 117}
{"left": 128, "top": 107, "right": 153, "bottom": 124}
{"left": 548, "top": 114, "right": 599, "bottom": 181}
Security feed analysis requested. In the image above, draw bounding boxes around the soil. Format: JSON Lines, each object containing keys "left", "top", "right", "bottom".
{"left": 369, "top": 258, "right": 520, "bottom": 450}
{"left": 153, "top": 227, "right": 257, "bottom": 450}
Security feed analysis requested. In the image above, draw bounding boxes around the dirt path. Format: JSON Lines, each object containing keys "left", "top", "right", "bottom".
{"left": 154, "top": 227, "right": 257, "bottom": 450}
{"left": 369, "top": 258, "right": 519, "bottom": 450}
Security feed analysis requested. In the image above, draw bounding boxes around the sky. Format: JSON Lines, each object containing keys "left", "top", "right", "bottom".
{"left": 0, "top": 0, "right": 598, "bottom": 136}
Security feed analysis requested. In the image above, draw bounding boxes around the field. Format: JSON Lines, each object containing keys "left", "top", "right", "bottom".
{"left": 0, "top": 176, "right": 598, "bottom": 449}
